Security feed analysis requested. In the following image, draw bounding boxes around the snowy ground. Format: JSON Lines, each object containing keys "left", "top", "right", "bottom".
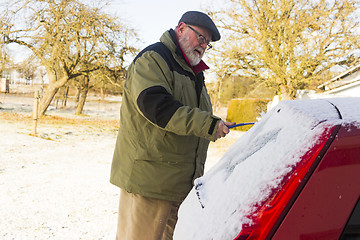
{"left": 0, "top": 93, "right": 242, "bottom": 240}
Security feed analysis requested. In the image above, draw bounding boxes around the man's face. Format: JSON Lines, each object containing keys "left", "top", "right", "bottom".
{"left": 178, "top": 25, "right": 211, "bottom": 66}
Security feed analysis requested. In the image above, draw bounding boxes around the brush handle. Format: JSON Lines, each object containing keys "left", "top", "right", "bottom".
{"left": 228, "top": 122, "right": 255, "bottom": 129}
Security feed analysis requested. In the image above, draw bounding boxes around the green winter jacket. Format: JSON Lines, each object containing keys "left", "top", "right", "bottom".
{"left": 110, "top": 29, "right": 221, "bottom": 202}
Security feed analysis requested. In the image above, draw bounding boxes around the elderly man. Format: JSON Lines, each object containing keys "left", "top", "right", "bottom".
{"left": 110, "top": 11, "right": 234, "bottom": 240}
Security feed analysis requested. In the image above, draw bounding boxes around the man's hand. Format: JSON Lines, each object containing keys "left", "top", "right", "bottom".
{"left": 214, "top": 120, "right": 236, "bottom": 141}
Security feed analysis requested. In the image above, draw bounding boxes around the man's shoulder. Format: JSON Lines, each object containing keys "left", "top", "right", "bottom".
{"left": 134, "top": 42, "right": 172, "bottom": 63}
{"left": 133, "top": 42, "right": 187, "bottom": 76}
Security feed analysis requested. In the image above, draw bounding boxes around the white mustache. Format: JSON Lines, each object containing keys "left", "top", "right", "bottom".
{"left": 194, "top": 48, "right": 204, "bottom": 55}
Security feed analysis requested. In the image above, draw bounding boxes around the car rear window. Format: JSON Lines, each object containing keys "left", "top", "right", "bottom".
{"left": 340, "top": 198, "right": 360, "bottom": 240}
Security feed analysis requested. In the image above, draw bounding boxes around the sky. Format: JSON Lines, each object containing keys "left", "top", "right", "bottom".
{"left": 108, "top": 0, "right": 216, "bottom": 48}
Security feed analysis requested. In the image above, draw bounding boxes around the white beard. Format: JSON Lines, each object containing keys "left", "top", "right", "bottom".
{"left": 178, "top": 34, "right": 204, "bottom": 66}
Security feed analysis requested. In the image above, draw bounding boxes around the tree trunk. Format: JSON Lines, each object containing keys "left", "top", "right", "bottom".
{"left": 279, "top": 85, "right": 293, "bottom": 100}
{"left": 75, "top": 87, "right": 88, "bottom": 115}
{"left": 38, "top": 76, "right": 68, "bottom": 116}
{"left": 75, "top": 76, "right": 90, "bottom": 115}
{"left": 100, "top": 87, "right": 105, "bottom": 101}
{"left": 213, "top": 73, "right": 225, "bottom": 112}
{"left": 75, "top": 86, "right": 81, "bottom": 103}
{"left": 39, "top": 85, "right": 59, "bottom": 116}
{"left": 62, "top": 86, "right": 69, "bottom": 107}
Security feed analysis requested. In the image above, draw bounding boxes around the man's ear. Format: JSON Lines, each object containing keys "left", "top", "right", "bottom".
{"left": 177, "top": 22, "right": 187, "bottom": 36}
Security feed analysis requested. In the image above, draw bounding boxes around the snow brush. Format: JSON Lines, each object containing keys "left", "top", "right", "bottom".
{"left": 228, "top": 122, "right": 255, "bottom": 129}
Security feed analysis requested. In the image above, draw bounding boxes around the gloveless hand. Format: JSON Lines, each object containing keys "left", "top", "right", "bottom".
{"left": 214, "top": 120, "right": 236, "bottom": 141}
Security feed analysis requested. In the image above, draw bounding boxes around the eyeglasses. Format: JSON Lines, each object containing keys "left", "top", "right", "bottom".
{"left": 186, "top": 24, "right": 212, "bottom": 50}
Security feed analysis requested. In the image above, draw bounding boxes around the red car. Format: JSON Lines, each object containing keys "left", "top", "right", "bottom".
{"left": 174, "top": 98, "right": 360, "bottom": 240}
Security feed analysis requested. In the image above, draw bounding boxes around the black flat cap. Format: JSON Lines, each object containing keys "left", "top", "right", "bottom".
{"left": 178, "top": 11, "right": 221, "bottom": 42}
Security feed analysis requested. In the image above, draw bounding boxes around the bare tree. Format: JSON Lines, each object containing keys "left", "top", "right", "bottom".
{"left": 0, "top": 45, "right": 7, "bottom": 78}
{"left": 0, "top": 45, "right": 13, "bottom": 79}
{"left": 1, "top": 0, "right": 137, "bottom": 115}
{"left": 15, "top": 59, "right": 37, "bottom": 84}
{"left": 72, "top": 55, "right": 128, "bottom": 114}
{"left": 207, "top": 0, "right": 360, "bottom": 99}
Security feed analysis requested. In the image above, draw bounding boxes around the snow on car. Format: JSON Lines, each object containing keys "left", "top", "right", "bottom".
{"left": 174, "top": 98, "right": 360, "bottom": 240}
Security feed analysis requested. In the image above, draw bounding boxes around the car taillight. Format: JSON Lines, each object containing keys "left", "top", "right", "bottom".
{"left": 234, "top": 125, "right": 337, "bottom": 240}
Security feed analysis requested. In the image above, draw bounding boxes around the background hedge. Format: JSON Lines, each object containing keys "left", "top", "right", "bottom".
{"left": 226, "top": 98, "right": 270, "bottom": 131}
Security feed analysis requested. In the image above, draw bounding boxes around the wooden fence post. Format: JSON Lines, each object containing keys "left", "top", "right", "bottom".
{"left": 32, "top": 90, "right": 40, "bottom": 136}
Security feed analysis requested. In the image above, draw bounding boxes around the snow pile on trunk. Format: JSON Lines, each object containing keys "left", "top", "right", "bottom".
{"left": 174, "top": 98, "right": 355, "bottom": 240}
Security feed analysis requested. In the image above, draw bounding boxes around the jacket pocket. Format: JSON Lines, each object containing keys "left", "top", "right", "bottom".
{"left": 130, "top": 159, "right": 195, "bottom": 201}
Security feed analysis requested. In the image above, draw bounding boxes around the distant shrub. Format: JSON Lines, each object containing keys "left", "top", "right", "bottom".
{"left": 226, "top": 98, "right": 270, "bottom": 131}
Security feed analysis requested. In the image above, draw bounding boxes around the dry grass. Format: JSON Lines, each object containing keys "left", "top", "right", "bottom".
{"left": 0, "top": 111, "right": 120, "bottom": 131}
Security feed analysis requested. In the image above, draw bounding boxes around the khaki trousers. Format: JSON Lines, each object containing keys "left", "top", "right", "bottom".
{"left": 116, "top": 189, "right": 181, "bottom": 240}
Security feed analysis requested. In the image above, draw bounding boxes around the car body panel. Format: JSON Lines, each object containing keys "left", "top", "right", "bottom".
{"left": 272, "top": 125, "right": 360, "bottom": 239}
